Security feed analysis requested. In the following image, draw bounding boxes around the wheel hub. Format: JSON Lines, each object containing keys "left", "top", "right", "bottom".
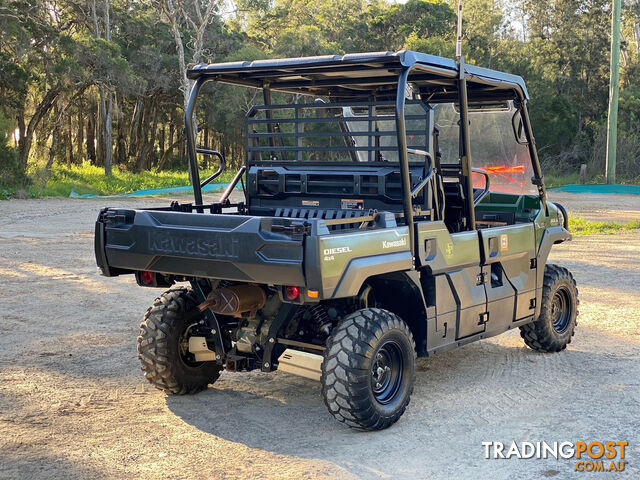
{"left": 179, "top": 322, "right": 204, "bottom": 367}
{"left": 551, "top": 286, "right": 572, "bottom": 333}
{"left": 371, "top": 341, "right": 403, "bottom": 404}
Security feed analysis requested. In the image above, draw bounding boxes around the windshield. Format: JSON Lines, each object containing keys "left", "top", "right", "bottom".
{"left": 434, "top": 101, "right": 536, "bottom": 195}
{"left": 246, "top": 100, "right": 432, "bottom": 163}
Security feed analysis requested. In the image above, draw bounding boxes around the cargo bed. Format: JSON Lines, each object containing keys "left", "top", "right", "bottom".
{"left": 95, "top": 208, "right": 308, "bottom": 285}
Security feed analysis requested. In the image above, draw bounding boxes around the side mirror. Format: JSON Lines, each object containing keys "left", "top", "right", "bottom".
{"left": 511, "top": 110, "right": 528, "bottom": 145}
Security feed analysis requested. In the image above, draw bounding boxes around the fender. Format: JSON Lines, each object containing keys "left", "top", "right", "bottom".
{"left": 536, "top": 225, "right": 571, "bottom": 286}
{"left": 330, "top": 251, "right": 413, "bottom": 298}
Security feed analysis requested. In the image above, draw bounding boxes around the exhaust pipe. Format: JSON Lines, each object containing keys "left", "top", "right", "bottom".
{"left": 199, "top": 284, "right": 266, "bottom": 317}
{"left": 277, "top": 349, "right": 323, "bottom": 381}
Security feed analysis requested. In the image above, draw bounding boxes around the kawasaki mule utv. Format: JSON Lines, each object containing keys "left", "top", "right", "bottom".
{"left": 94, "top": 50, "right": 578, "bottom": 430}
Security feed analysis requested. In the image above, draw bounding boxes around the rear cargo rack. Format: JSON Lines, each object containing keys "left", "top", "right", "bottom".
{"left": 275, "top": 207, "right": 379, "bottom": 230}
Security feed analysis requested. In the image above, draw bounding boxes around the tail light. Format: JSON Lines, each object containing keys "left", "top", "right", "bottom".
{"left": 135, "top": 271, "right": 174, "bottom": 288}
{"left": 285, "top": 286, "right": 300, "bottom": 301}
{"left": 139, "top": 271, "right": 154, "bottom": 285}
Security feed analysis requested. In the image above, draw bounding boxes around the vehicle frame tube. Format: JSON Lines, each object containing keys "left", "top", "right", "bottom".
{"left": 185, "top": 77, "right": 206, "bottom": 210}
{"left": 395, "top": 67, "right": 416, "bottom": 261}
{"left": 456, "top": 57, "right": 476, "bottom": 231}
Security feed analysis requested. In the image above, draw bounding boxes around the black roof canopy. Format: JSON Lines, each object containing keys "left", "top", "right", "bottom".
{"left": 187, "top": 50, "right": 529, "bottom": 101}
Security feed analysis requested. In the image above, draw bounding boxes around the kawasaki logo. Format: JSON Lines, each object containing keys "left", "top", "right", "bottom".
{"left": 382, "top": 237, "right": 407, "bottom": 249}
{"left": 148, "top": 231, "right": 240, "bottom": 259}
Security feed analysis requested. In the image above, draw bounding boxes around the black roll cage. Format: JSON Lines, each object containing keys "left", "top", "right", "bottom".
{"left": 183, "top": 50, "right": 548, "bottom": 260}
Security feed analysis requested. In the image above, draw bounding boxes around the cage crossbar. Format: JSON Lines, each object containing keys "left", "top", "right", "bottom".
{"left": 245, "top": 99, "right": 431, "bottom": 163}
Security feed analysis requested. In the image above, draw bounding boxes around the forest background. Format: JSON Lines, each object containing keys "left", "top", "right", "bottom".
{"left": 1, "top": 0, "right": 639, "bottom": 197}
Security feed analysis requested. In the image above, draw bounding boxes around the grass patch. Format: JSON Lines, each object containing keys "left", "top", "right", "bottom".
{"left": 545, "top": 172, "right": 640, "bottom": 188}
{"left": 0, "top": 188, "right": 14, "bottom": 200}
{"left": 20, "top": 163, "right": 236, "bottom": 198}
{"left": 569, "top": 216, "right": 640, "bottom": 235}
{"left": 544, "top": 172, "right": 581, "bottom": 188}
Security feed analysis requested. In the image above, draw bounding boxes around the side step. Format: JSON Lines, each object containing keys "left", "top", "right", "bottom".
{"left": 277, "top": 349, "right": 323, "bottom": 381}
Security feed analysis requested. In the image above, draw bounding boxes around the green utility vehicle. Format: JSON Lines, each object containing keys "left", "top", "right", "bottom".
{"left": 95, "top": 51, "right": 578, "bottom": 430}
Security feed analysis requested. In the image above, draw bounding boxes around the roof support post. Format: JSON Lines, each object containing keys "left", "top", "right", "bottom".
{"left": 262, "top": 85, "right": 277, "bottom": 160}
{"left": 519, "top": 99, "right": 548, "bottom": 211}
{"left": 395, "top": 67, "right": 416, "bottom": 263}
{"left": 185, "top": 77, "right": 205, "bottom": 210}
{"left": 456, "top": 56, "right": 476, "bottom": 231}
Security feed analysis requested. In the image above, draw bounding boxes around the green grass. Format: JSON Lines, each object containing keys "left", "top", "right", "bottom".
{"left": 17, "top": 163, "right": 236, "bottom": 198}
{"left": 544, "top": 172, "right": 582, "bottom": 188}
{"left": 544, "top": 172, "right": 640, "bottom": 188}
{"left": 569, "top": 216, "right": 640, "bottom": 235}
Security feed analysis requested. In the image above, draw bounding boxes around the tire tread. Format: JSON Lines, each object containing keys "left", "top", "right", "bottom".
{"left": 137, "top": 287, "right": 222, "bottom": 395}
{"left": 520, "top": 264, "right": 579, "bottom": 352}
{"left": 321, "top": 308, "right": 416, "bottom": 430}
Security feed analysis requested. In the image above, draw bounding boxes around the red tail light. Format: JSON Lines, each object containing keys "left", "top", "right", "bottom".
{"left": 140, "top": 271, "right": 154, "bottom": 285}
{"left": 285, "top": 286, "right": 300, "bottom": 300}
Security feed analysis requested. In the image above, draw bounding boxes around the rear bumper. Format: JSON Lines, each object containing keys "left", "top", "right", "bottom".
{"left": 94, "top": 208, "right": 306, "bottom": 285}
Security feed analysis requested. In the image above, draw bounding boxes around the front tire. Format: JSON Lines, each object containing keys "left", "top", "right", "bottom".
{"left": 137, "top": 287, "right": 223, "bottom": 394}
{"left": 321, "top": 308, "right": 416, "bottom": 430}
{"left": 520, "top": 264, "right": 579, "bottom": 352}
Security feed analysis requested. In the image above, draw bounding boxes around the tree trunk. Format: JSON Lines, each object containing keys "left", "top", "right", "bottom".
{"left": 148, "top": 103, "right": 160, "bottom": 170}
{"left": 97, "top": 86, "right": 106, "bottom": 167}
{"left": 168, "top": 118, "right": 175, "bottom": 157}
{"left": 165, "top": 0, "right": 191, "bottom": 114}
{"left": 103, "top": 0, "right": 113, "bottom": 176}
{"left": 137, "top": 101, "right": 160, "bottom": 171}
{"left": 17, "top": 113, "right": 25, "bottom": 150}
{"left": 156, "top": 135, "right": 180, "bottom": 171}
{"left": 67, "top": 111, "right": 75, "bottom": 166}
{"left": 87, "top": 102, "right": 97, "bottom": 164}
{"left": 92, "top": 0, "right": 100, "bottom": 37}
{"left": 203, "top": 127, "right": 209, "bottom": 167}
{"left": 47, "top": 125, "right": 59, "bottom": 171}
{"left": 160, "top": 123, "right": 166, "bottom": 155}
{"left": 18, "top": 86, "right": 61, "bottom": 169}
{"left": 77, "top": 104, "right": 85, "bottom": 163}
{"left": 128, "top": 98, "right": 143, "bottom": 158}
{"left": 116, "top": 113, "right": 127, "bottom": 165}
{"left": 104, "top": 90, "right": 113, "bottom": 175}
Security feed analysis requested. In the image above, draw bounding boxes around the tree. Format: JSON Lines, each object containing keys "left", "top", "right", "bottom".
{"left": 155, "top": 0, "right": 221, "bottom": 114}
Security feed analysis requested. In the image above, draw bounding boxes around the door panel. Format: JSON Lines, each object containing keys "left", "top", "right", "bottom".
{"left": 421, "top": 229, "right": 488, "bottom": 343}
{"left": 479, "top": 223, "right": 537, "bottom": 327}
{"left": 448, "top": 266, "right": 487, "bottom": 339}
{"left": 482, "top": 263, "right": 516, "bottom": 331}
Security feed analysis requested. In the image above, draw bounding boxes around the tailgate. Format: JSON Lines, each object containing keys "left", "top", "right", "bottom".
{"left": 95, "top": 209, "right": 306, "bottom": 285}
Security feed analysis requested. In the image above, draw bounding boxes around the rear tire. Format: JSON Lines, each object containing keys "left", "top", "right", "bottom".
{"left": 520, "top": 264, "right": 579, "bottom": 352}
{"left": 321, "top": 308, "right": 416, "bottom": 430}
{"left": 137, "top": 287, "right": 223, "bottom": 394}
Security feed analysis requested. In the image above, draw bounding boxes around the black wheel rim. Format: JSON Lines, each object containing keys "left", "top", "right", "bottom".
{"left": 551, "top": 286, "right": 572, "bottom": 333}
{"left": 371, "top": 341, "right": 403, "bottom": 405}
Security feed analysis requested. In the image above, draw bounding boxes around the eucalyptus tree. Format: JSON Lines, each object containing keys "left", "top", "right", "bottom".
{"left": 153, "top": 0, "right": 222, "bottom": 114}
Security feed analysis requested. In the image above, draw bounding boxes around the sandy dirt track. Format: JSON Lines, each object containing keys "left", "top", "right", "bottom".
{"left": 0, "top": 192, "right": 639, "bottom": 480}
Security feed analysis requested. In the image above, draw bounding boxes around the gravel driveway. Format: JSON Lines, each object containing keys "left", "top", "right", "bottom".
{"left": 1, "top": 192, "right": 638, "bottom": 479}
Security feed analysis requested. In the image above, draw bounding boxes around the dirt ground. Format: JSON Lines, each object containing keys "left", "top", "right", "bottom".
{"left": 1, "top": 191, "right": 639, "bottom": 480}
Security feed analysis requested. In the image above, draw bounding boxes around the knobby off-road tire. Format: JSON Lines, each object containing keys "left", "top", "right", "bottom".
{"left": 520, "top": 264, "right": 579, "bottom": 353}
{"left": 321, "top": 308, "right": 416, "bottom": 430}
{"left": 137, "top": 287, "right": 222, "bottom": 394}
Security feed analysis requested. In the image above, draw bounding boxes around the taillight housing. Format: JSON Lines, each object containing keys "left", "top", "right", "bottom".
{"left": 140, "top": 270, "right": 154, "bottom": 285}
{"left": 135, "top": 271, "right": 173, "bottom": 288}
{"left": 285, "top": 285, "right": 300, "bottom": 301}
